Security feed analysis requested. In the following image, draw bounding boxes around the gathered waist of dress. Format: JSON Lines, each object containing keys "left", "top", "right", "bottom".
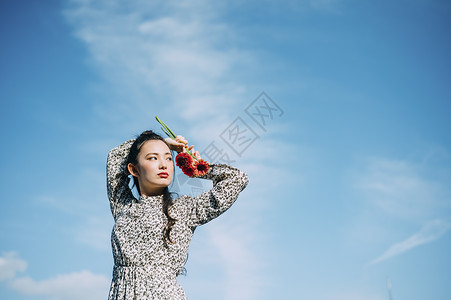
{"left": 113, "top": 264, "right": 177, "bottom": 280}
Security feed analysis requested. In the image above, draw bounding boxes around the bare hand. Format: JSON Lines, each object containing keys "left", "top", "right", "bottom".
{"left": 165, "top": 135, "right": 203, "bottom": 160}
{"left": 183, "top": 145, "right": 202, "bottom": 160}
{"left": 165, "top": 135, "right": 188, "bottom": 153}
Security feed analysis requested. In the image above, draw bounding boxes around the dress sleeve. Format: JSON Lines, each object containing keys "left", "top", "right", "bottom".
{"left": 180, "top": 164, "right": 249, "bottom": 228}
{"left": 106, "top": 139, "right": 135, "bottom": 219}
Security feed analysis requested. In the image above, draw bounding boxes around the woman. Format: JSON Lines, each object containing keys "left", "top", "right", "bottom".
{"left": 106, "top": 130, "right": 249, "bottom": 299}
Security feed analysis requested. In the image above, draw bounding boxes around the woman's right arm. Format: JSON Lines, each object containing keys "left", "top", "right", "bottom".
{"left": 106, "top": 139, "right": 135, "bottom": 219}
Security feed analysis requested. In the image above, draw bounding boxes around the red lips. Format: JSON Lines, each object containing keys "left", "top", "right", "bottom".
{"left": 158, "top": 172, "right": 169, "bottom": 178}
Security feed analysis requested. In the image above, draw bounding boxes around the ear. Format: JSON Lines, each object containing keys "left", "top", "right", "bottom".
{"left": 127, "top": 163, "right": 140, "bottom": 177}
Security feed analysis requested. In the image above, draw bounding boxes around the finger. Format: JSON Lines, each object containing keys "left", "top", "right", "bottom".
{"left": 175, "top": 135, "right": 188, "bottom": 145}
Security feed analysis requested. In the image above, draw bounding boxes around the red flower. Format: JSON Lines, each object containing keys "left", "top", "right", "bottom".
{"left": 155, "top": 117, "right": 211, "bottom": 178}
{"left": 193, "top": 159, "right": 210, "bottom": 177}
{"left": 181, "top": 165, "right": 195, "bottom": 177}
{"left": 175, "top": 152, "right": 193, "bottom": 168}
{"left": 175, "top": 150, "right": 209, "bottom": 177}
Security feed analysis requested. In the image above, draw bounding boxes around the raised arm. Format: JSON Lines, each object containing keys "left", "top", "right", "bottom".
{"left": 106, "top": 139, "right": 135, "bottom": 219}
{"left": 178, "top": 164, "right": 249, "bottom": 228}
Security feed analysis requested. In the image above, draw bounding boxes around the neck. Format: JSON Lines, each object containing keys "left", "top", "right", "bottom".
{"left": 140, "top": 187, "right": 166, "bottom": 197}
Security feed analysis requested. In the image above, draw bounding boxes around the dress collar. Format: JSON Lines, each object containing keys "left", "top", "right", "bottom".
{"left": 138, "top": 194, "right": 164, "bottom": 207}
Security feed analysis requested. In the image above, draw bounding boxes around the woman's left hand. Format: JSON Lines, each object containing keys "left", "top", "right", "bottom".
{"left": 183, "top": 145, "right": 202, "bottom": 160}
{"left": 165, "top": 135, "right": 188, "bottom": 153}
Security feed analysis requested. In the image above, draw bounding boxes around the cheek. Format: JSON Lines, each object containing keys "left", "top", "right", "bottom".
{"left": 169, "top": 163, "right": 175, "bottom": 173}
{"left": 138, "top": 161, "right": 157, "bottom": 174}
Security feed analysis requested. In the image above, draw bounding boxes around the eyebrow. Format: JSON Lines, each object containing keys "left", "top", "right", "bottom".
{"left": 145, "top": 152, "right": 172, "bottom": 156}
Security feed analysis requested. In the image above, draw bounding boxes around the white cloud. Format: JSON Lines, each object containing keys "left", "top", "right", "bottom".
{"left": 355, "top": 157, "right": 451, "bottom": 220}
{"left": 1, "top": 252, "right": 109, "bottom": 300}
{"left": 344, "top": 155, "right": 451, "bottom": 265}
{"left": 73, "top": 216, "right": 113, "bottom": 251}
{"left": 368, "top": 219, "right": 451, "bottom": 265}
{"left": 64, "top": 0, "right": 252, "bottom": 134}
{"left": 62, "top": 2, "right": 292, "bottom": 299}
{"left": 64, "top": 0, "right": 294, "bottom": 156}
{"left": 35, "top": 167, "right": 106, "bottom": 217}
{"left": 32, "top": 168, "right": 114, "bottom": 252}
{"left": 207, "top": 223, "right": 263, "bottom": 300}
{"left": 0, "top": 252, "right": 27, "bottom": 281}
{"left": 9, "top": 270, "right": 110, "bottom": 300}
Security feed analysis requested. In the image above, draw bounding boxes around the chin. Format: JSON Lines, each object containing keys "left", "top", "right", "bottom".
{"left": 159, "top": 180, "right": 172, "bottom": 187}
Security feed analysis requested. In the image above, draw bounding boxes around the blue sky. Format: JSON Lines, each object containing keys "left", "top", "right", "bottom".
{"left": 1, "top": 0, "right": 450, "bottom": 299}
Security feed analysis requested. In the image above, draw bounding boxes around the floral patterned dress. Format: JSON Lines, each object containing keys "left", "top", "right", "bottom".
{"left": 106, "top": 140, "right": 249, "bottom": 300}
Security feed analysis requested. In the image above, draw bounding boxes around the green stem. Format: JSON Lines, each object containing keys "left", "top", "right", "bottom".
{"left": 155, "top": 116, "right": 176, "bottom": 139}
{"left": 155, "top": 116, "right": 199, "bottom": 161}
{"left": 185, "top": 148, "right": 199, "bottom": 162}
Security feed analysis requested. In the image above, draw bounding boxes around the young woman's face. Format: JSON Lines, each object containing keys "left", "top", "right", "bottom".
{"left": 132, "top": 140, "right": 174, "bottom": 196}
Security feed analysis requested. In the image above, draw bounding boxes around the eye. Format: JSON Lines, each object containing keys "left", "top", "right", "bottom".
{"left": 166, "top": 157, "right": 173, "bottom": 161}
{"left": 147, "top": 156, "right": 157, "bottom": 160}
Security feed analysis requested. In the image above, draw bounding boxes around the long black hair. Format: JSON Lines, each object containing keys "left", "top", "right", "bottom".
{"left": 126, "top": 130, "right": 177, "bottom": 244}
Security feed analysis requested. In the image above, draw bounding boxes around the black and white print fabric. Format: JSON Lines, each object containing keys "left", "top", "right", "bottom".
{"left": 106, "top": 140, "right": 249, "bottom": 300}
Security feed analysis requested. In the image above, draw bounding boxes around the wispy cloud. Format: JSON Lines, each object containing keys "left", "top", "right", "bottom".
{"left": 34, "top": 195, "right": 112, "bottom": 252}
{"left": 0, "top": 252, "right": 27, "bottom": 281}
{"left": 33, "top": 167, "right": 113, "bottom": 252}
{"left": 0, "top": 252, "right": 109, "bottom": 299}
{"left": 63, "top": 2, "right": 293, "bottom": 299}
{"left": 355, "top": 157, "right": 451, "bottom": 220}
{"left": 368, "top": 219, "right": 451, "bottom": 265}
{"left": 72, "top": 216, "right": 113, "bottom": 251}
{"left": 346, "top": 155, "right": 451, "bottom": 266}
{"left": 207, "top": 222, "right": 263, "bottom": 300}
{"left": 10, "top": 270, "right": 110, "bottom": 300}
{"left": 64, "top": 0, "right": 253, "bottom": 137}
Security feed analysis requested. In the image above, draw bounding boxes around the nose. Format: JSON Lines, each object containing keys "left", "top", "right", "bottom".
{"left": 159, "top": 158, "right": 168, "bottom": 169}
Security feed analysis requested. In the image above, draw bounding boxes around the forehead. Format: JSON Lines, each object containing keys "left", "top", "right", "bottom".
{"left": 139, "top": 140, "right": 171, "bottom": 155}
